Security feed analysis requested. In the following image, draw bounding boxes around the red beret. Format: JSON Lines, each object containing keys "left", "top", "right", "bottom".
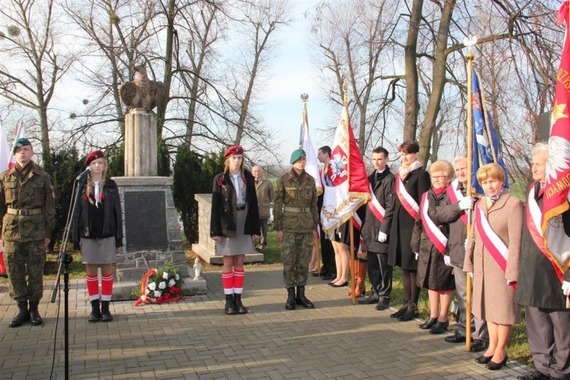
{"left": 224, "top": 145, "right": 244, "bottom": 158}
{"left": 85, "top": 150, "right": 105, "bottom": 166}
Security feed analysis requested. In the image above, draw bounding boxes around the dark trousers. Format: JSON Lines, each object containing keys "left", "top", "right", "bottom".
{"left": 320, "top": 228, "right": 335, "bottom": 275}
{"left": 526, "top": 306, "right": 570, "bottom": 379}
{"left": 367, "top": 251, "right": 392, "bottom": 301}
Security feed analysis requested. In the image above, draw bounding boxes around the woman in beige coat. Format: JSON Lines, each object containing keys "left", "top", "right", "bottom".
{"left": 464, "top": 163, "right": 523, "bottom": 371}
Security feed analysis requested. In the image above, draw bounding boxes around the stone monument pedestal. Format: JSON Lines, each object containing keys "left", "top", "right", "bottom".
{"left": 192, "top": 194, "right": 264, "bottom": 264}
{"left": 124, "top": 109, "right": 158, "bottom": 176}
{"left": 111, "top": 177, "right": 206, "bottom": 299}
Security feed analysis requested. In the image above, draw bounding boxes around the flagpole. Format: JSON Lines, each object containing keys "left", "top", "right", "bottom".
{"left": 464, "top": 36, "right": 477, "bottom": 352}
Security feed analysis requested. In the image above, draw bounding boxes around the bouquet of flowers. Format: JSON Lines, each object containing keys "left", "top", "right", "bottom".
{"left": 134, "top": 261, "right": 183, "bottom": 306}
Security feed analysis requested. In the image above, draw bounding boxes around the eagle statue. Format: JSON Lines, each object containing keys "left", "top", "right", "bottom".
{"left": 119, "top": 64, "right": 166, "bottom": 112}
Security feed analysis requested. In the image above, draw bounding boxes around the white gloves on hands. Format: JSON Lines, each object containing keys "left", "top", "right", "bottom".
{"left": 378, "top": 231, "right": 387, "bottom": 243}
{"left": 458, "top": 196, "right": 475, "bottom": 210}
{"left": 562, "top": 281, "right": 570, "bottom": 296}
{"left": 444, "top": 255, "right": 452, "bottom": 267}
{"left": 414, "top": 252, "right": 419, "bottom": 260}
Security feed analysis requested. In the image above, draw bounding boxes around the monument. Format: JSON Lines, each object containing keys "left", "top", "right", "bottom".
{"left": 112, "top": 64, "right": 206, "bottom": 298}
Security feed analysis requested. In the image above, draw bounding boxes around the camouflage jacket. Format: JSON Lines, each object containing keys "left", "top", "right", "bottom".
{"left": 273, "top": 169, "right": 318, "bottom": 233}
{"left": 0, "top": 163, "right": 55, "bottom": 242}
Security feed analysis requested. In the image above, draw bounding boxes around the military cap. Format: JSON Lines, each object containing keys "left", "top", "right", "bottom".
{"left": 225, "top": 145, "right": 244, "bottom": 158}
{"left": 290, "top": 148, "right": 306, "bottom": 164}
{"left": 13, "top": 137, "right": 31, "bottom": 153}
{"left": 85, "top": 150, "right": 105, "bottom": 166}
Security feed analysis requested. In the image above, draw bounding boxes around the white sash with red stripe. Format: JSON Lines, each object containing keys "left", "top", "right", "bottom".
{"left": 475, "top": 207, "right": 515, "bottom": 288}
{"left": 420, "top": 192, "right": 447, "bottom": 255}
{"left": 367, "top": 183, "right": 385, "bottom": 222}
{"left": 446, "top": 179, "right": 467, "bottom": 225}
{"left": 396, "top": 174, "right": 419, "bottom": 220}
{"left": 526, "top": 184, "right": 564, "bottom": 283}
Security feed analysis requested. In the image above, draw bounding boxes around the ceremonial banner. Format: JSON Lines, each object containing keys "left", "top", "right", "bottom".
{"left": 541, "top": 2, "right": 570, "bottom": 273}
{"left": 8, "top": 124, "right": 26, "bottom": 169}
{"left": 471, "top": 70, "right": 509, "bottom": 195}
{"left": 0, "top": 124, "right": 10, "bottom": 172}
{"left": 299, "top": 102, "right": 323, "bottom": 195}
{"left": 321, "top": 103, "right": 370, "bottom": 233}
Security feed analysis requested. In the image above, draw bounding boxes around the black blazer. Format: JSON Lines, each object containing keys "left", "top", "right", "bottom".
{"left": 361, "top": 168, "right": 395, "bottom": 254}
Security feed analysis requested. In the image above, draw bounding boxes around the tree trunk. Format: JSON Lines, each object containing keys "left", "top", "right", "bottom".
{"left": 403, "top": 0, "right": 423, "bottom": 142}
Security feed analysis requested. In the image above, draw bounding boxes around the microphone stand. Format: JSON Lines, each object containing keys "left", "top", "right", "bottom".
{"left": 50, "top": 176, "right": 84, "bottom": 380}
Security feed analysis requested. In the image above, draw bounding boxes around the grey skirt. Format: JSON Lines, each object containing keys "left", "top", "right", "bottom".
{"left": 217, "top": 209, "right": 255, "bottom": 256}
{"left": 80, "top": 237, "right": 117, "bottom": 264}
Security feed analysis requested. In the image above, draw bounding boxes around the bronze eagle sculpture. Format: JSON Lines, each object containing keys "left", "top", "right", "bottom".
{"left": 119, "top": 64, "right": 166, "bottom": 111}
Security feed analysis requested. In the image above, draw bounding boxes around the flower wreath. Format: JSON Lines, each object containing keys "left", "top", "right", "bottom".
{"left": 134, "top": 262, "right": 183, "bottom": 306}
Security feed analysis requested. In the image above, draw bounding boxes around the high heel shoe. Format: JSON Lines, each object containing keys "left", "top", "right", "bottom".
{"left": 330, "top": 281, "right": 348, "bottom": 287}
{"left": 474, "top": 355, "right": 493, "bottom": 364}
{"left": 486, "top": 356, "right": 508, "bottom": 371}
{"left": 418, "top": 317, "right": 438, "bottom": 330}
{"left": 390, "top": 302, "right": 409, "bottom": 319}
{"left": 429, "top": 320, "right": 449, "bottom": 334}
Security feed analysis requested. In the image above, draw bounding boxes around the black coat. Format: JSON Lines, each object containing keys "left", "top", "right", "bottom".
{"left": 388, "top": 166, "right": 431, "bottom": 270}
{"left": 515, "top": 182, "right": 570, "bottom": 310}
{"left": 71, "top": 178, "right": 123, "bottom": 249}
{"left": 210, "top": 169, "right": 260, "bottom": 238}
{"left": 361, "top": 168, "right": 395, "bottom": 254}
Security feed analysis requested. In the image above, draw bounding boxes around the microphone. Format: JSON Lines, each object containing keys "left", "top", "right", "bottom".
{"left": 75, "top": 167, "right": 92, "bottom": 181}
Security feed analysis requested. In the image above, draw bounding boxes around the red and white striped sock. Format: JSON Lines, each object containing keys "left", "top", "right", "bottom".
{"left": 233, "top": 268, "right": 245, "bottom": 295}
{"left": 222, "top": 271, "right": 234, "bottom": 295}
{"left": 86, "top": 274, "right": 99, "bottom": 301}
{"left": 101, "top": 273, "right": 113, "bottom": 301}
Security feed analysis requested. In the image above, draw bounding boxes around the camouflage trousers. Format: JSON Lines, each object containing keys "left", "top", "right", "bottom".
{"left": 4, "top": 240, "right": 45, "bottom": 302}
{"left": 281, "top": 232, "right": 313, "bottom": 288}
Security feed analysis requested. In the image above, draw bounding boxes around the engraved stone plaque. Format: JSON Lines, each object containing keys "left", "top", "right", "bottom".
{"left": 124, "top": 191, "right": 168, "bottom": 250}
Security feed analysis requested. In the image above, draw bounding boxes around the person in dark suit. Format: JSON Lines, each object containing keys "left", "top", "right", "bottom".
{"left": 515, "top": 143, "right": 570, "bottom": 380}
{"left": 387, "top": 141, "right": 431, "bottom": 321}
{"left": 359, "top": 146, "right": 395, "bottom": 310}
{"left": 315, "top": 146, "right": 336, "bottom": 281}
{"left": 211, "top": 145, "right": 260, "bottom": 315}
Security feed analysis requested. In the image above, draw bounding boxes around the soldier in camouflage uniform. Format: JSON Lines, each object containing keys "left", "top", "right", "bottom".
{"left": 273, "top": 149, "right": 319, "bottom": 310}
{"left": 0, "top": 138, "right": 55, "bottom": 327}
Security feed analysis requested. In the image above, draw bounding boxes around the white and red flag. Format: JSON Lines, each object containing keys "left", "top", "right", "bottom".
{"left": 0, "top": 123, "right": 11, "bottom": 172}
{"left": 542, "top": 2, "right": 570, "bottom": 275}
{"left": 8, "top": 124, "right": 26, "bottom": 169}
{"left": 299, "top": 100, "right": 323, "bottom": 196}
{"left": 320, "top": 102, "right": 370, "bottom": 233}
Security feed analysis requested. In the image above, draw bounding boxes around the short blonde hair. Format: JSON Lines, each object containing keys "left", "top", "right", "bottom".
{"left": 476, "top": 163, "right": 505, "bottom": 183}
{"left": 429, "top": 160, "right": 453, "bottom": 178}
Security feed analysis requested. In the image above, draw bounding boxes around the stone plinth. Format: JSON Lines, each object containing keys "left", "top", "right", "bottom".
{"left": 193, "top": 193, "right": 264, "bottom": 264}
{"left": 111, "top": 176, "right": 206, "bottom": 299}
{"left": 124, "top": 109, "right": 157, "bottom": 176}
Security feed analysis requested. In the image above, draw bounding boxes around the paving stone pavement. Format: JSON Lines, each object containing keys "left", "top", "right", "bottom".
{"left": 0, "top": 265, "right": 535, "bottom": 380}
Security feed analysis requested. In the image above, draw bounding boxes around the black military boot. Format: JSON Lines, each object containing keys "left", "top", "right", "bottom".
{"left": 9, "top": 301, "right": 30, "bottom": 328}
{"left": 295, "top": 286, "right": 314, "bottom": 309}
{"left": 285, "top": 287, "right": 296, "bottom": 310}
{"left": 224, "top": 295, "right": 237, "bottom": 315}
{"left": 29, "top": 301, "right": 43, "bottom": 326}
{"left": 88, "top": 300, "right": 101, "bottom": 323}
{"left": 101, "top": 301, "right": 113, "bottom": 322}
{"left": 234, "top": 294, "right": 248, "bottom": 315}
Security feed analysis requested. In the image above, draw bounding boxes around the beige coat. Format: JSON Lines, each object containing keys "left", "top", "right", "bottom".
{"left": 464, "top": 190, "right": 523, "bottom": 325}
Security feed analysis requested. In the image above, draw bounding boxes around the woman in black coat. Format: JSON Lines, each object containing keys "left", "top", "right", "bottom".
{"left": 210, "top": 145, "right": 260, "bottom": 315}
{"left": 387, "top": 141, "right": 431, "bottom": 321}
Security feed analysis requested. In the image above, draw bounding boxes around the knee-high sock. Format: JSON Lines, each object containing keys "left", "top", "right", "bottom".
{"left": 86, "top": 274, "right": 100, "bottom": 301}
{"left": 222, "top": 271, "right": 234, "bottom": 295}
{"left": 233, "top": 268, "right": 245, "bottom": 294}
{"left": 101, "top": 273, "right": 113, "bottom": 301}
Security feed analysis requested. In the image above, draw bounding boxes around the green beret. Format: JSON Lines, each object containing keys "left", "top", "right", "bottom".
{"left": 13, "top": 137, "right": 31, "bottom": 153}
{"left": 290, "top": 148, "right": 306, "bottom": 164}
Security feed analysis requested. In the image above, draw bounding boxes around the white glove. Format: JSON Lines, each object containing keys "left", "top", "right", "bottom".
{"left": 444, "top": 255, "right": 452, "bottom": 267}
{"left": 458, "top": 196, "right": 475, "bottom": 210}
{"left": 414, "top": 252, "right": 419, "bottom": 260}
{"left": 562, "top": 281, "right": 570, "bottom": 296}
{"left": 378, "top": 231, "right": 387, "bottom": 242}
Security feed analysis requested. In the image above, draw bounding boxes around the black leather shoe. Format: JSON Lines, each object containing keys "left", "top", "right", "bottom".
{"left": 429, "top": 320, "right": 449, "bottom": 334}
{"left": 516, "top": 370, "right": 551, "bottom": 380}
{"left": 375, "top": 299, "right": 390, "bottom": 311}
{"left": 470, "top": 339, "right": 488, "bottom": 352}
{"left": 357, "top": 294, "right": 379, "bottom": 305}
{"left": 486, "top": 356, "right": 508, "bottom": 371}
{"left": 329, "top": 281, "right": 348, "bottom": 287}
{"left": 389, "top": 302, "right": 408, "bottom": 318}
{"left": 418, "top": 317, "right": 437, "bottom": 330}
{"left": 29, "top": 309, "right": 43, "bottom": 326}
{"left": 444, "top": 332, "right": 466, "bottom": 343}
{"left": 322, "top": 273, "right": 336, "bottom": 281}
{"left": 474, "top": 355, "right": 493, "bottom": 364}
{"left": 397, "top": 303, "right": 419, "bottom": 321}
